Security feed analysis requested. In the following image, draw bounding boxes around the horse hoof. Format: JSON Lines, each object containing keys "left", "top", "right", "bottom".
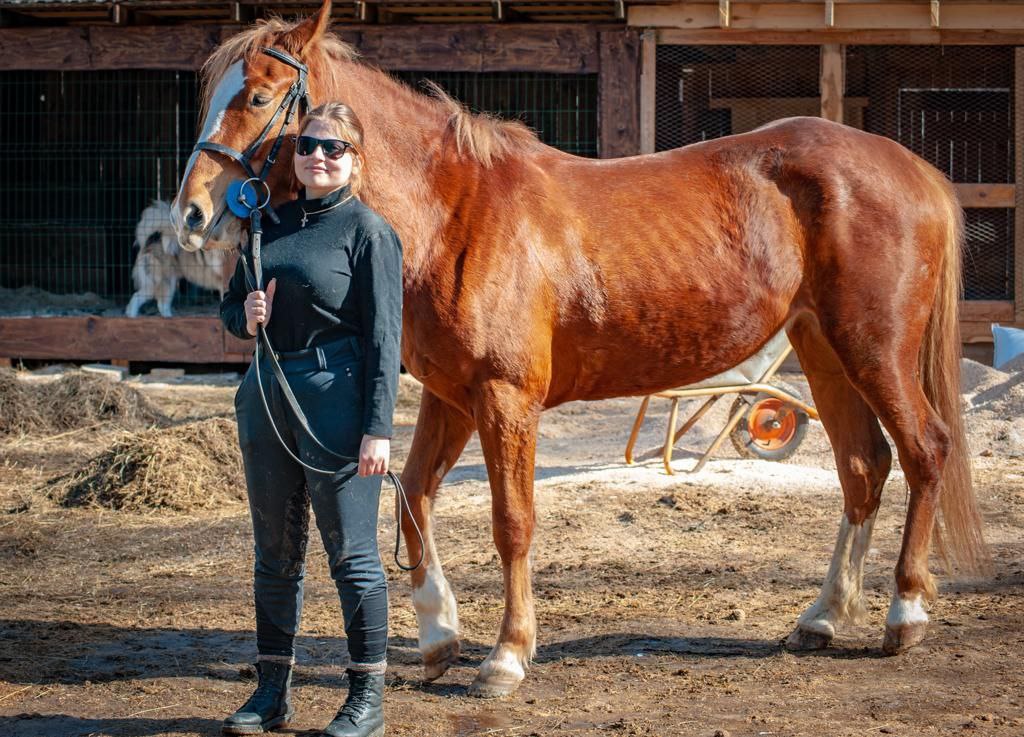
{"left": 784, "top": 625, "right": 833, "bottom": 651}
{"left": 467, "top": 672, "right": 522, "bottom": 699}
{"left": 423, "top": 639, "right": 461, "bottom": 682}
{"left": 882, "top": 622, "right": 927, "bottom": 655}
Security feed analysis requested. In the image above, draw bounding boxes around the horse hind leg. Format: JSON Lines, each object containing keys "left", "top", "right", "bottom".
{"left": 400, "top": 388, "right": 475, "bottom": 682}
{"left": 810, "top": 299, "right": 970, "bottom": 654}
{"left": 785, "top": 314, "right": 893, "bottom": 650}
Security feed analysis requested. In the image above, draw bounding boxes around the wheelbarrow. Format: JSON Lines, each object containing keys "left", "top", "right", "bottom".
{"left": 624, "top": 330, "right": 819, "bottom": 475}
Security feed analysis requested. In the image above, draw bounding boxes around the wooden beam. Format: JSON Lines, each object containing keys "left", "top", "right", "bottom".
{"left": 351, "top": 25, "right": 598, "bottom": 72}
{"left": 640, "top": 28, "right": 656, "bottom": 155}
{"left": 0, "top": 26, "right": 222, "bottom": 71}
{"left": 960, "top": 300, "right": 1014, "bottom": 323}
{"left": 820, "top": 43, "right": 844, "bottom": 124}
{"left": 0, "top": 317, "right": 230, "bottom": 363}
{"left": 653, "top": 27, "right": 1024, "bottom": 44}
{"left": 954, "top": 183, "right": 1016, "bottom": 209}
{"left": 631, "top": 2, "right": 1024, "bottom": 32}
{"left": 1016, "top": 48, "right": 1024, "bottom": 322}
{"left": 0, "top": 23, "right": 600, "bottom": 73}
{"left": 599, "top": 28, "right": 641, "bottom": 158}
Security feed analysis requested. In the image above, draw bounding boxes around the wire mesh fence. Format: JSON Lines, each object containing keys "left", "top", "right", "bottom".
{"left": 656, "top": 43, "right": 1015, "bottom": 303}
{"left": 847, "top": 45, "right": 1015, "bottom": 301}
{"left": 0, "top": 68, "right": 598, "bottom": 317}
{"left": 392, "top": 70, "right": 598, "bottom": 156}
{"left": 655, "top": 45, "right": 822, "bottom": 149}
{"left": 0, "top": 70, "right": 200, "bottom": 316}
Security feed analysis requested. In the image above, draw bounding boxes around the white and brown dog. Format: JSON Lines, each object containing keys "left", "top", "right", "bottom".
{"left": 126, "top": 200, "right": 234, "bottom": 318}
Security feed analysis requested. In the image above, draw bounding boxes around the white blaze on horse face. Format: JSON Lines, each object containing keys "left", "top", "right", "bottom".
{"left": 177, "top": 60, "right": 247, "bottom": 223}
{"left": 792, "top": 514, "right": 876, "bottom": 638}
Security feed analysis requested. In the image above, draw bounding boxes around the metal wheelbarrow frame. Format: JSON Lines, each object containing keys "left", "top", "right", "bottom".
{"left": 624, "top": 333, "right": 820, "bottom": 475}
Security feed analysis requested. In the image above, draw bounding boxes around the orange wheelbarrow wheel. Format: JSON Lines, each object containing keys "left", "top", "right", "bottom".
{"left": 729, "top": 393, "right": 809, "bottom": 461}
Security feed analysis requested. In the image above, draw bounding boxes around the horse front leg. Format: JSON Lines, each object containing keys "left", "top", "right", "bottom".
{"left": 400, "top": 388, "right": 475, "bottom": 682}
{"left": 468, "top": 381, "right": 540, "bottom": 698}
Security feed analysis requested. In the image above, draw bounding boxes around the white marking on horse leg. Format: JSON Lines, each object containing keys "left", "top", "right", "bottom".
{"left": 470, "top": 644, "right": 527, "bottom": 699}
{"left": 411, "top": 525, "right": 459, "bottom": 676}
{"left": 882, "top": 589, "right": 929, "bottom": 654}
{"left": 885, "top": 591, "right": 928, "bottom": 629}
{"left": 788, "top": 514, "right": 875, "bottom": 646}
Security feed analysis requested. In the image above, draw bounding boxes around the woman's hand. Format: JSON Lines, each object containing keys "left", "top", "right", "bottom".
{"left": 358, "top": 434, "right": 390, "bottom": 477}
{"left": 244, "top": 278, "right": 277, "bottom": 337}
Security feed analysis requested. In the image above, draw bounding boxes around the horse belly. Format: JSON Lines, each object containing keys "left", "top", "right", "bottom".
{"left": 549, "top": 239, "right": 800, "bottom": 403}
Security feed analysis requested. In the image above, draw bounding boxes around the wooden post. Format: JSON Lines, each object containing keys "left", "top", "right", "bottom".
{"left": 820, "top": 44, "right": 844, "bottom": 124}
{"left": 1015, "top": 48, "right": 1024, "bottom": 322}
{"left": 640, "top": 29, "right": 657, "bottom": 155}
{"left": 599, "top": 29, "right": 641, "bottom": 158}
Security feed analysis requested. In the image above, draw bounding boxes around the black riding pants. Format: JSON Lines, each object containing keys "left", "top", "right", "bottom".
{"left": 234, "top": 336, "right": 388, "bottom": 670}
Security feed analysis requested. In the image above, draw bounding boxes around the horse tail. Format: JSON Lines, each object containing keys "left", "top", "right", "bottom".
{"left": 921, "top": 175, "right": 988, "bottom": 575}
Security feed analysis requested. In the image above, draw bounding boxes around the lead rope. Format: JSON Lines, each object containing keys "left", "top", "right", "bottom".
{"left": 240, "top": 206, "right": 424, "bottom": 573}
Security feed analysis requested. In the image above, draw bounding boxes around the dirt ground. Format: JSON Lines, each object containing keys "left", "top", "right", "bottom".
{"left": 1, "top": 368, "right": 1022, "bottom": 737}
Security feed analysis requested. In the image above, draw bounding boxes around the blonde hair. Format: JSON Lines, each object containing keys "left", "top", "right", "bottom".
{"left": 299, "top": 102, "right": 366, "bottom": 196}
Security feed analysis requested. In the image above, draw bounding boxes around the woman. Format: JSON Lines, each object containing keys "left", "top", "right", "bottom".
{"left": 220, "top": 102, "right": 401, "bottom": 737}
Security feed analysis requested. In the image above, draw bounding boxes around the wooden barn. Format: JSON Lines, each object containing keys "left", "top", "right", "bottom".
{"left": 0, "top": 0, "right": 1021, "bottom": 366}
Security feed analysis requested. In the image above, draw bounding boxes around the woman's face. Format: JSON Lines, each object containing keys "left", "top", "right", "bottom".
{"left": 293, "top": 119, "right": 355, "bottom": 196}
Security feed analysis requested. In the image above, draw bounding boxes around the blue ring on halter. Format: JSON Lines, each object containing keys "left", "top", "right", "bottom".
{"left": 227, "top": 178, "right": 271, "bottom": 218}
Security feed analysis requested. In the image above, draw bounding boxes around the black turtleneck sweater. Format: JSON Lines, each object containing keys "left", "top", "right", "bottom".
{"left": 220, "top": 186, "right": 403, "bottom": 438}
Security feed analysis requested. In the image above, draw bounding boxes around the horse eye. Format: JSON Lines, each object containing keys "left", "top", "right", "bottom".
{"left": 251, "top": 93, "right": 271, "bottom": 108}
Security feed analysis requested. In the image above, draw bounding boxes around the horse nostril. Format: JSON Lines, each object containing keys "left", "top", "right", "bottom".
{"left": 184, "top": 203, "right": 206, "bottom": 231}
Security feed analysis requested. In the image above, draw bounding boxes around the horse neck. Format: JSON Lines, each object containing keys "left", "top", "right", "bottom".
{"left": 318, "top": 60, "right": 453, "bottom": 280}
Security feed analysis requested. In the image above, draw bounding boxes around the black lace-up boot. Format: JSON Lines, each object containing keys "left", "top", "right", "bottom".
{"left": 222, "top": 660, "right": 294, "bottom": 735}
{"left": 321, "top": 669, "right": 385, "bottom": 737}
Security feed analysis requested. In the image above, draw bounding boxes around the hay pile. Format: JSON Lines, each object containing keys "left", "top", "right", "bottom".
{"left": 0, "top": 369, "right": 164, "bottom": 436}
{"left": 48, "top": 418, "right": 246, "bottom": 512}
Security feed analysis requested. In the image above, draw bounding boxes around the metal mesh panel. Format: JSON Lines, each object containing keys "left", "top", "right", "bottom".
{"left": 846, "top": 46, "right": 1015, "bottom": 301}
{"left": 392, "top": 71, "right": 598, "bottom": 156}
{"left": 0, "top": 70, "right": 203, "bottom": 316}
{"left": 655, "top": 45, "right": 822, "bottom": 150}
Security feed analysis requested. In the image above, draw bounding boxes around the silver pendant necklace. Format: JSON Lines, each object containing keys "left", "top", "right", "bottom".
{"left": 300, "top": 194, "right": 353, "bottom": 228}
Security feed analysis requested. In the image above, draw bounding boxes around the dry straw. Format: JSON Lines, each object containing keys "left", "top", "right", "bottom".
{"left": 0, "top": 369, "right": 164, "bottom": 436}
{"left": 47, "top": 417, "right": 245, "bottom": 513}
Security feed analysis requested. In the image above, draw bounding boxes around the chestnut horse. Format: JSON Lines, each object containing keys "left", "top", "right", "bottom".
{"left": 173, "top": 1, "right": 987, "bottom": 697}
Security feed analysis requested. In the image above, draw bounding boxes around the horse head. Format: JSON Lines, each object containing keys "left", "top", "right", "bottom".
{"left": 171, "top": 0, "right": 335, "bottom": 251}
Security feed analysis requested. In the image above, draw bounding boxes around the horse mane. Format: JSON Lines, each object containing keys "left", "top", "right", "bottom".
{"left": 420, "top": 80, "right": 539, "bottom": 167}
{"left": 202, "top": 17, "right": 539, "bottom": 167}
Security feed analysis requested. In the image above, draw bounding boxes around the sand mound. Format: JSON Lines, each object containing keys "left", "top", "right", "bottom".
{"left": 960, "top": 358, "right": 1008, "bottom": 396}
{"left": 0, "top": 369, "right": 164, "bottom": 436}
{"left": 47, "top": 418, "right": 245, "bottom": 512}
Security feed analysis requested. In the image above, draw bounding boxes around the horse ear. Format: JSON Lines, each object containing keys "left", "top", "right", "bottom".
{"left": 282, "top": 0, "right": 332, "bottom": 57}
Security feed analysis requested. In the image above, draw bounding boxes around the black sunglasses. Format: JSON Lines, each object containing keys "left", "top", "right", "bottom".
{"left": 294, "top": 135, "right": 353, "bottom": 159}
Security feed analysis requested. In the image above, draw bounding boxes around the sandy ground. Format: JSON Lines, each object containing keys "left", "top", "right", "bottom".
{"left": 1, "top": 367, "right": 1022, "bottom": 737}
